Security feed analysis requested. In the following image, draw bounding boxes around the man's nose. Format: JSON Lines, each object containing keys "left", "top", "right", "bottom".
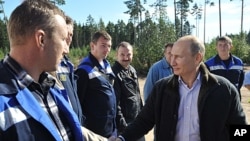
{"left": 123, "top": 56, "right": 129, "bottom": 60}
{"left": 170, "top": 58, "right": 175, "bottom": 66}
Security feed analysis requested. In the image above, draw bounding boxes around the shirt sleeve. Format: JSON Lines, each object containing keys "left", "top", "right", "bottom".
{"left": 243, "top": 71, "right": 250, "bottom": 86}
{"left": 75, "top": 69, "right": 89, "bottom": 107}
{"left": 113, "top": 76, "right": 128, "bottom": 132}
{"left": 143, "top": 65, "right": 158, "bottom": 102}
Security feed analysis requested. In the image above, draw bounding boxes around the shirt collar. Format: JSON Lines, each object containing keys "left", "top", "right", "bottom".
{"left": 162, "top": 57, "right": 171, "bottom": 69}
{"left": 178, "top": 72, "right": 201, "bottom": 89}
{"left": 3, "top": 55, "right": 55, "bottom": 89}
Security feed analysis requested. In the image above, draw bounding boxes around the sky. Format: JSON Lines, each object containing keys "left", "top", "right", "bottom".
{"left": 1, "top": 0, "right": 250, "bottom": 43}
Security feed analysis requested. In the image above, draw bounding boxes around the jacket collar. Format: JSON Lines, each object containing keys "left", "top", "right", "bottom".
{"left": 16, "top": 87, "right": 83, "bottom": 141}
{"left": 198, "top": 63, "right": 220, "bottom": 116}
{"left": 161, "top": 57, "right": 172, "bottom": 69}
{"left": 114, "top": 61, "right": 129, "bottom": 71}
{"left": 171, "top": 62, "right": 218, "bottom": 85}
{"left": 113, "top": 61, "right": 137, "bottom": 79}
{"left": 214, "top": 53, "right": 234, "bottom": 64}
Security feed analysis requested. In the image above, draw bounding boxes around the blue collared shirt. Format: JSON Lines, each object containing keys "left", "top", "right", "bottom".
{"left": 175, "top": 73, "right": 201, "bottom": 141}
{"left": 143, "top": 57, "right": 172, "bottom": 102}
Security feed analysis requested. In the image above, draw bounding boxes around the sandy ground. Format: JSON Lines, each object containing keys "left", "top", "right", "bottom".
{"left": 138, "top": 76, "right": 250, "bottom": 141}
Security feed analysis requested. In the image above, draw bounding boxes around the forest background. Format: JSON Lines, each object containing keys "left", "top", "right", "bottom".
{"left": 1, "top": 0, "right": 250, "bottom": 75}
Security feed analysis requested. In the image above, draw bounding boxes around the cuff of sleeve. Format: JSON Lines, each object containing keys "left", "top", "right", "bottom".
{"left": 118, "top": 135, "right": 125, "bottom": 141}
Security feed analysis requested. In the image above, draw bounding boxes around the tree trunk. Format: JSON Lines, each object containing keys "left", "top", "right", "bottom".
{"left": 219, "top": 0, "right": 222, "bottom": 36}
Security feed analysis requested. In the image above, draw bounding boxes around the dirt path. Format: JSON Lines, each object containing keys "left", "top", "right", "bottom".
{"left": 138, "top": 76, "right": 250, "bottom": 141}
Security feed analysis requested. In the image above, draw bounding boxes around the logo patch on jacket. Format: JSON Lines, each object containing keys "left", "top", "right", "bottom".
{"left": 59, "top": 74, "right": 67, "bottom": 82}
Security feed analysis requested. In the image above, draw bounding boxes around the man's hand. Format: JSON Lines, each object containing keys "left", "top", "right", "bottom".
{"left": 81, "top": 126, "right": 108, "bottom": 141}
{"left": 115, "top": 138, "right": 122, "bottom": 141}
{"left": 108, "top": 136, "right": 116, "bottom": 141}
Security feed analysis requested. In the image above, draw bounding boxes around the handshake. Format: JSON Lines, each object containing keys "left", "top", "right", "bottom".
{"left": 108, "top": 136, "right": 122, "bottom": 141}
{"left": 82, "top": 127, "right": 124, "bottom": 141}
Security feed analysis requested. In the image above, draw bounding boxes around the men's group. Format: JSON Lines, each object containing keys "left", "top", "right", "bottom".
{"left": 0, "top": 0, "right": 248, "bottom": 141}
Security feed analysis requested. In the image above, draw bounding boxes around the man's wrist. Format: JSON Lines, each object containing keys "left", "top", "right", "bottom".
{"left": 118, "top": 135, "right": 125, "bottom": 141}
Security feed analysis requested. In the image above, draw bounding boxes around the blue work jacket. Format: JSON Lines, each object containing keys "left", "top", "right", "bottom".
{"left": 0, "top": 62, "right": 83, "bottom": 141}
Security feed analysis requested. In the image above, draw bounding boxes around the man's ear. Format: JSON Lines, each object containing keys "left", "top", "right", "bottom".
{"left": 196, "top": 52, "right": 203, "bottom": 64}
{"left": 35, "top": 29, "right": 45, "bottom": 49}
{"left": 90, "top": 42, "right": 94, "bottom": 50}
